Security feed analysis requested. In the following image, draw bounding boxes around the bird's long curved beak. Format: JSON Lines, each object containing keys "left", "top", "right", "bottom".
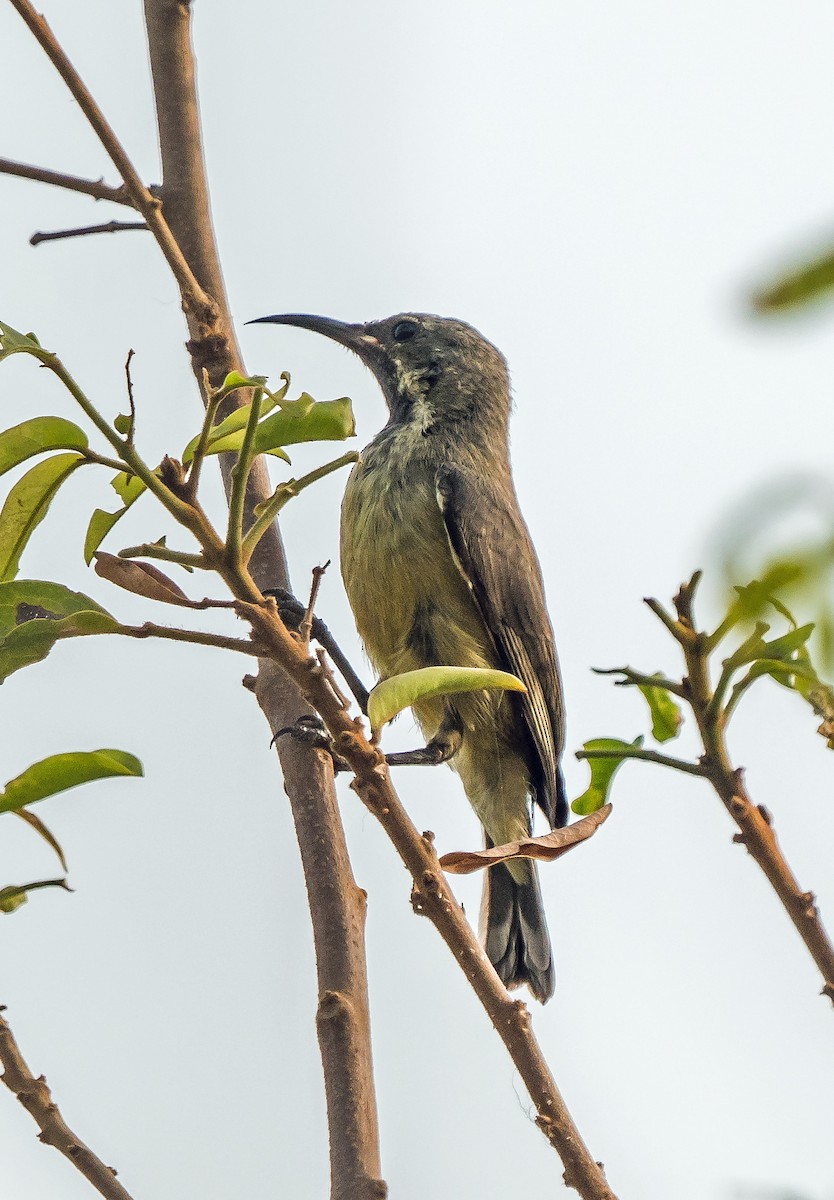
{"left": 246, "top": 313, "right": 381, "bottom": 363}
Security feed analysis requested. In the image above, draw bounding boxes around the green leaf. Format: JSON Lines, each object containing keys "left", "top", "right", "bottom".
{"left": 368, "top": 665, "right": 526, "bottom": 736}
{"left": 0, "top": 320, "right": 50, "bottom": 363}
{"left": 637, "top": 678, "right": 683, "bottom": 743}
{"left": 0, "top": 877, "right": 70, "bottom": 914}
{"left": 0, "top": 417, "right": 88, "bottom": 476}
{"left": 759, "top": 623, "right": 815, "bottom": 662}
{"left": 84, "top": 473, "right": 148, "bottom": 563}
{"left": 15, "top": 809, "right": 67, "bottom": 870}
{"left": 182, "top": 394, "right": 355, "bottom": 463}
{"left": 0, "top": 453, "right": 85, "bottom": 581}
{"left": 0, "top": 608, "right": 119, "bottom": 682}
{"left": 0, "top": 749, "right": 143, "bottom": 815}
{"left": 0, "top": 580, "right": 112, "bottom": 638}
{"left": 752, "top": 246, "right": 834, "bottom": 313}
{"left": 113, "top": 413, "right": 132, "bottom": 435}
{"left": 572, "top": 737, "right": 643, "bottom": 815}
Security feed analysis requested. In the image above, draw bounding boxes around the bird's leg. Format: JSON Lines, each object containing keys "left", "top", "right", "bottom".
{"left": 385, "top": 708, "right": 464, "bottom": 768}
{"left": 263, "top": 587, "right": 371, "bottom": 713}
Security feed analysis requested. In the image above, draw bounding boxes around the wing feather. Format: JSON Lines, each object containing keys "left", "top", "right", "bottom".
{"left": 436, "top": 465, "right": 567, "bottom": 827}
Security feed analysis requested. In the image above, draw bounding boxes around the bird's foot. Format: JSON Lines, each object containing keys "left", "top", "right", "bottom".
{"left": 385, "top": 715, "right": 463, "bottom": 768}
{"left": 270, "top": 715, "right": 350, "bottom": 772}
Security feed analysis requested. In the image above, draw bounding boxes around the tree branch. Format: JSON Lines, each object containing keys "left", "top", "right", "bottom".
{"left": 9, "top": 0, "right": 216, "bottom": 326}
{"left": 30, "top": 220, "right": 148, "bottom": 246}
{"left": 244, "top": 600, "right": 618, "bottom": 1200}
{"left": 675, "top": 580, "right": 834, "bottom": 1003}
{"left": 141, "top": 3, "right": 386, "bottom": 1195}
{"left": 0, "top": 156, "right": 136, "bottom": 204}
{"left": 0, "top": 1008, "right": 136, "bottom": 1200}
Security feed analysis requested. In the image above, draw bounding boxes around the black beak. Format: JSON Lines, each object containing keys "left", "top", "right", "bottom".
{"left": 246, "top": 313, "right": 382, "bottom": 364}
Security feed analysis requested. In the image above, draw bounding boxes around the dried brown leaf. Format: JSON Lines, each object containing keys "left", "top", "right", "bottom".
{"left": 438, "top": 804, "right": 612, "bottom": 875}
{"left": 94, "top": 551, "right": 192, "bottom": 606}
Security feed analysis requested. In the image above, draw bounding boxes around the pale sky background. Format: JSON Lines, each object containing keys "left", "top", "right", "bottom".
{"left": 1, "top": 3, "right": 834, "bottom": 1199}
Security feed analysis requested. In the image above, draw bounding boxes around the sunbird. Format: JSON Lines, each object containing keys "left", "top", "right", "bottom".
{"left": 251, "top": 312, "right": 567, "bottom": 1002}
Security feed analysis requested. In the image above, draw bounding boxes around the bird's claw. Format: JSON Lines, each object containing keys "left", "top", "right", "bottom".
{"left": 270, "top": 715, "right": 349, "bottom": 772}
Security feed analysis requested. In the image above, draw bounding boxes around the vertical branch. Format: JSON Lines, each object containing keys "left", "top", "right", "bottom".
{"left": 141, "top": 2, "right": 387, "bottom": 1194}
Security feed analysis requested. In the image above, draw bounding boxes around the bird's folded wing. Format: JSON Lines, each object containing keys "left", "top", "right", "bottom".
{"left": 435, "top": 464, "right": 566, "bottom": 827}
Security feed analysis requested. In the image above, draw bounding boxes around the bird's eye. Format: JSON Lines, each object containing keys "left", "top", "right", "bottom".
{"left": 392, "top": 320, "right": 418, "bottom": 342}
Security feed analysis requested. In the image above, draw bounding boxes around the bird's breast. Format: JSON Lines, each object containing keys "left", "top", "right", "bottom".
{"left": 339, "top": 442, "right": 496, "bottom": 692}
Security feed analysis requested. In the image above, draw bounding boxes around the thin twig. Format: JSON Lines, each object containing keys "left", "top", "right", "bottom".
{"left": 675, "top": 582, "right": 834, "bottom": 1003}
{"left": 0, "top": 156, "right": 135, "bottom": 204}
{"left": 0, "top": 1008, "right": 136, "bottom": 1200}
{"left": 576, "top": 746, "right": 706, "bottom": 777}
{"left": 300, "top": 561, "right": 330, "bottom": 646}
{"left": 240, "top": 452, "right": 359, "bottom": 563}
{"left": 118, "top": 543, "right": 207, "bottom": 570}
{"left": 123, "top": 350, "right": 137, "bottom": 448}
{"left": 30, "top": 220, "right": 147, "bottom": 246}
{"left": 9, "top": 0, "right": 216, "bottom": 325}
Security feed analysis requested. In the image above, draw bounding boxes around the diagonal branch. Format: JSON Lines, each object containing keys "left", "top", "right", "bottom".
{"left": 9, "top": 0, "right": 216, "bottom": 326}
{"left": 0, "top": 157, "right": 136, "bottom": 204}
{"left": 0, "top": 1008, "right": 136, "bottom": 1200}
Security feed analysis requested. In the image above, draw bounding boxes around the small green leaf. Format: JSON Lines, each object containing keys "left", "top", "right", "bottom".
{"left": 0, "top": 608, "right": 119, "bottom": 682}
{"left": 0, "top": 320, "right": 50, "bottom": 363}
{"left": 0, "top": 877, "right": 70, "bottom": 914}
{"left": 0, "top": 453, "right": 85, "bottom": 581}
{"left": 368, "top": 665, "right": 526, "bottom": 736}
{"left": 84, "top": 473, "right": 148, "bottom": 563}
{"left": 0, "top": 417, "right": 88, "bottom": 476}
{"left": 113, "top": 413, "right": 132, "bottom": 435}
{"left": 572, "top": 737, "right": 643, "bottom": 815}
{"left": 636, "top": 678, "right": 683, "bottom": 743}
{"left": 0, "top": 886, "right": 28, "bottom": 913}
{"left": 15, "top": 809, "right": 67, "bottom": 870}
{"left": 759, "top": 623, "right": 815, "bottom": 663}
{"left": 0, "top": 749, "right": 143, "bottom": 815}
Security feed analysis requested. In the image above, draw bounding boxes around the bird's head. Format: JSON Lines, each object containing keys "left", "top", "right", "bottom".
{"left": 248, "top": 312, "right": 510, "bottom": 432}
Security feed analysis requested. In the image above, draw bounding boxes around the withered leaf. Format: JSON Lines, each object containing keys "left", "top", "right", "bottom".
{"left": 438, "top": 804, "right": 612, "bottom": 874}
{"left": 94, "top": 552, "right": 192, "bottom": 606}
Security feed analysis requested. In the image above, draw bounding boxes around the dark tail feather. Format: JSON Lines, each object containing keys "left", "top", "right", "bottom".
{"left": 480, "top": 857, "right": 555, "bottom": 1004}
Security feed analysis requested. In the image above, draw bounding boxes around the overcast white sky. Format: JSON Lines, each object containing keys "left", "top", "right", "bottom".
{"left": 1, "top": 3, "right": 834, "bottom": 1199}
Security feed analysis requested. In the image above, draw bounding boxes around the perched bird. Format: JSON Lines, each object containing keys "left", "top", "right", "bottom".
{"left": 250, "top": 312, "right": 567, "bottom": 1002}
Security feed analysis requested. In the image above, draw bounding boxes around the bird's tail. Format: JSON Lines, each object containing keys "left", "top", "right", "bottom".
{"left": 479, "top": 852, "right": 555, "bottom": 1004}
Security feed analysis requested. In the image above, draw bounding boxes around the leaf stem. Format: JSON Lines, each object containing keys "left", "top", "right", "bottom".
{"left": 118, "top": 543, "right": 207, "bottom": 570}
{"left": 225, "top": 387, "right": 263, "bottom": 567}
{"left": 241, "top": 451, "right": 359, "bottom": 564}
{"left": 576, "top": 746, "right": 706, "bottom": 777}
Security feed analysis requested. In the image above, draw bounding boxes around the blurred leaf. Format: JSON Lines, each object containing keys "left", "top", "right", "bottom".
{"left": 0, "top": 877, "right": 70, "bottom": 914}
{"left": 368, "top": 665, "right": 526, "bottom": 735}
{"left": 572, "top": 737, "right": 643, "bottom": 815}
{"left": 14, "top": 809, "right": 67, "bottom": 870}
{"left": 0, "top": 417, "right": 88, "bottom": 476}
{"left": 94, "top": 552, "right": 192, "bottom": 606}
{"left": 0, "top": 749, "right": 143, "bottom": 814}
{"left": 439, "top": 805, "right": 611, "bottom": 873}
{"left": 0, "top": 453, "right": 84, "bottom": 581}
{"left": 0, "top": 608, "right": 118, "bottom": 682}
{"left": 752, "top": 245, "right": 834, "bottom": 312}
{"left": 636, "top": 678, "right": 683, "bottom": 742}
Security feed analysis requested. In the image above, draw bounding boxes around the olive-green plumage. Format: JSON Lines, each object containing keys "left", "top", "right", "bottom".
{"left": 251, "top": 311, "right": 567, "bottom": 1003}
